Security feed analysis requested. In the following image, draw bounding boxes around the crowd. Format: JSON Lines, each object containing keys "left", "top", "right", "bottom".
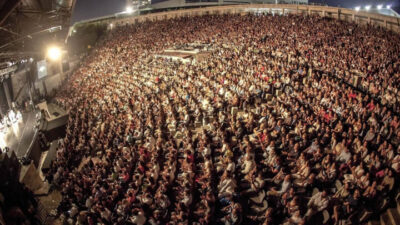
{"left": 48, "top": 13, "right": 400, "bottom": 225}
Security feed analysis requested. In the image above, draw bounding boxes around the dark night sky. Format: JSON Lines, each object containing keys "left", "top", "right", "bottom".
{"left": 71, "top": 0, "right": 399, "bottom": 23}
{"left": 72, "top": 0, "right": 127, "bottom": 22}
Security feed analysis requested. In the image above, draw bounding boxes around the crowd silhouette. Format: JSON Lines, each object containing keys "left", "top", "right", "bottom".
{"left": 48, "top": 13, "right": 400, "bottom": 225}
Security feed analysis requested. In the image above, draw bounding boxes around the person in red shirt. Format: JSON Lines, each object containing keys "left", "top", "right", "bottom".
{"left": 348, "top": 92, "right": 356, "bottom": 100}
{"left": 367, "top": 100, "right": 375, "bottom": 111}
{"left": 323, "top": 111, "right": 332, "bottom": 123}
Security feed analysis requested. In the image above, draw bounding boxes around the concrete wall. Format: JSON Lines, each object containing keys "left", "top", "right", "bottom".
{"left": 10, "top": 68, "right": 31, "bottom": 105}
{"left": 149, "top": 0, "right": 308, "bottom": 10}
{"left": 10, "top": 59, "right": 80, "bottom": 105}
{"left": 34, "top": 59, "right": 79, "bottom": 97}
{"left": 104, "top": 4, "right": 400, "bottom": 33}
{"left": 34, "top": 73, "right": 64, "bottom": 97}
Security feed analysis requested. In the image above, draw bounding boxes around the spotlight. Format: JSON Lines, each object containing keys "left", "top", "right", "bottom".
{"left": 126, "top": 6, "right": 133, "bottom": 13}
{"left": 365, "top": 5, "right": 371, "bottom": 11}
{"left": 29, "top": 58, "right": 34, "bottom": 62}
{"left": 39, "top": 66, "right": 46, "bottom": 73}
{"left": 377, "top": 5, "right": 382, "bottom": 9}
{"left": 386, "top": 5, "right": 391, "bottom": 9}
{"left": 355, "top": 6, "right": 361, "bottom": 11}
{"left": 47, "top": 46, "right": 62, "bottom": 61}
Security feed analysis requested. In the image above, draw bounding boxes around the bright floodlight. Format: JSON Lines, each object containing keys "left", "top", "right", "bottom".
{"left": 355, "top": 6, "right": 361, "bottom": 11}
{"left": 365, "top": 5, "right": 371, "bottom": 10}
{"left": 377, "top": 5, "right": 383, "bottom": 9}
{"left": 47, "top": 46, "right": 62, "bottom": 61}
{"left": 126, "top": 6, "right": 133, "bottom": 13}
{"left": 386, "top": 5, "right": 391, "bottom": 9}
{"left": 39, "top": 66, "right": 46, "bottom": 73}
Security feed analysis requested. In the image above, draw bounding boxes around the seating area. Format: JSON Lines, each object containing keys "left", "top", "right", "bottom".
{"left": 47, "top": 13, "right": 400, "bottom": 224}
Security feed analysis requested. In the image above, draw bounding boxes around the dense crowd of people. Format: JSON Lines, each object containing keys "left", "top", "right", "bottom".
{"left": 48, "top": 13, "right": 400, "bottom": 224}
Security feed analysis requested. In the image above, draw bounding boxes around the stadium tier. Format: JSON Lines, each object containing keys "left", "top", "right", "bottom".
{"left": 1, "top": 3, "right": 400, "bottom": 225}
{"left": 49, "top": 9, "right": 400, "bottom": 225}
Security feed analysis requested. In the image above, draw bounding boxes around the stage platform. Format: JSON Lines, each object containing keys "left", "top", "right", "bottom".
{"left": 1, "top": 110, "right": 41, "bottom": 158}
{"left": 42, "top": 103, "right": 69, "bottom": 131}
{"left": 1, "top": 102, "right": 68, "bottom": 163}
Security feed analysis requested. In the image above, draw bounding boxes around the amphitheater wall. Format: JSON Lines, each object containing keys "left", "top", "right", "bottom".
{"left": 104, "top": 4, "right": 400, "bottom": 34}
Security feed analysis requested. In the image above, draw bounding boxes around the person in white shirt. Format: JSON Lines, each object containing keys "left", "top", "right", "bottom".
{"left": 267, "top": 175, "right": 291, "bottom": 196}
{"left": 305, "top": 190, "right": 329, "bottom": 218}
{"left": 218, "top": 172, "right": 237, "bottom": 198}
{"left": 241, "top": 155, "right": 255, "bottom": 175}
{"left": 336, "top": 147, "right": 351, "bottom": 163}
{"left": 284, "top": 210, "right": 304, "bottom": 225}
{"left": 130, "top": 208, "right": 147, "bottom": 225}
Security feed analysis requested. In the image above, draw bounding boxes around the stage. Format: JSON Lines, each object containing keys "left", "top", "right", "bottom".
{"left": 1, "top": 110, "right": 41, "bottom": 158}
{"left": 1, "top": 102, "right": 68, "bottom": 160}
